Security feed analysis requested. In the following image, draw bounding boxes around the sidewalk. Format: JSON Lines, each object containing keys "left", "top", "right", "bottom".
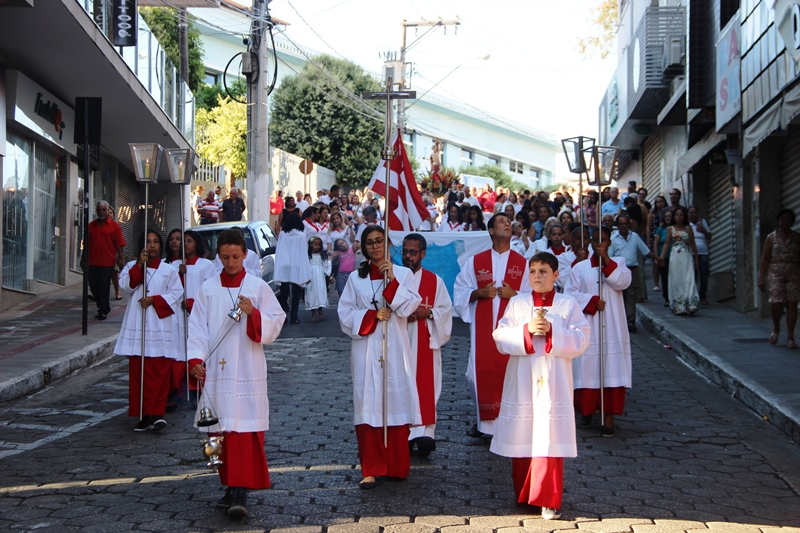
{"left": 1, "top": 280, "right": 798, "bottom": 444}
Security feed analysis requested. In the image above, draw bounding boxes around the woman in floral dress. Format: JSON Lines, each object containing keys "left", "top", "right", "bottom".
{"left": 659, "top": 207, "right": 699, "bottom": 316}
{"left": 758, "top": 209, "right": 800, "bottom": 348}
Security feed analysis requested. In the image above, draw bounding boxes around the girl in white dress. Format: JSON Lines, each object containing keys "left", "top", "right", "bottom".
{"left": 306, "top": 236, "right": 332, "bottom": 321}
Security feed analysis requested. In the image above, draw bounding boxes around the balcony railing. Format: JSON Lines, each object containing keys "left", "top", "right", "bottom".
{"left": 78, "top": 0, "right": 195, "bottom": 145}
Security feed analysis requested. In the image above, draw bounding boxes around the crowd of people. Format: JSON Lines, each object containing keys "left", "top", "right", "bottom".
{"left": 84, "top": 176, "right": 798, "bottom": 522}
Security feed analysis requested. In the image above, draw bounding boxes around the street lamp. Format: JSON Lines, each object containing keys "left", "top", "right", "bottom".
{"left": 128, "top": 142, "right": 163, "bottom": 422}
{"left": 561, "top": 136, "right": 595, "bottom": 249}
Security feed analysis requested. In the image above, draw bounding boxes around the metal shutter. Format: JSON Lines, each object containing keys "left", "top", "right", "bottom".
{"left": 642, "top": 132, "right": 662, "bottom": 197}
{"left": 708, "top": 163, "right": 735, "bottom": 277}
{"left": 115, "top": 173, "right": 139, "bottom": 263}
{"left": 781, "top": 129, "right": 800, "bottom": 231}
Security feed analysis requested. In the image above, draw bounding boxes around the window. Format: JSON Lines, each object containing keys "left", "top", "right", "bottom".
{"left": 509, "top": 161, "right": 524, "bottom": 174}
{"left": 488, "top": 157, "right": 500, "bottom": 166}
{"left": 204, "top": 72, "right": 219, "bottom": 86}
{"left": 461, "top": 149, "right": 473, "bottom": 166}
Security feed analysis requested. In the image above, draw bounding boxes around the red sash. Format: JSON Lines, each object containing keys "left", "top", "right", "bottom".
{"left": 415, "top": 269, "right": 438, "bottom": 426}
{"left": 474, "top": 249, "right": 527, "bottom": 420}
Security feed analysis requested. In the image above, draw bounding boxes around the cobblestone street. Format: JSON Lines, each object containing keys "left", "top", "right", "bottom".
{"left": 1, "top": 324, "right": 799, "bottom": 532}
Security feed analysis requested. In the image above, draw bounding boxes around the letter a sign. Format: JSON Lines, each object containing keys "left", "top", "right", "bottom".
{"left": 112, "top": 0, "right": 138, "bottom": 47}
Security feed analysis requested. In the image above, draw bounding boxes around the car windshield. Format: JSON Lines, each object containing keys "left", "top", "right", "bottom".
{"left": 192, "top": 227, "right": 257, "bottom": 259}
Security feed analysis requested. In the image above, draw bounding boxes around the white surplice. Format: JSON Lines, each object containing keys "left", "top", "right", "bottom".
{"left": 338, "top": 265, "right": 422, "bottom": 427}
{"left": 490, "top": 292, "right": 590, "bottom": 458}
{"left": 169, "top": 257, "right": 216, "bottom": 359}
{"left": 407, "top": 268, "right": 453, "bottom": 440}
{"left": 453, "top": 248, "right": 532, "bottom": 435}
{"left": 212, "top": 250, "right": 261, "bottom": 277}
{"left": 437, "top": 221, "right": 465, "bottom": 232}
{"left": 563, "top": 256, "right": 632, "bottom": 389}
{"left": 114, "top": 260, "right": 184, "bottom": 359}
{"left": 274, "top": 229, "right": 312, "bottom": 286}
{"left": 187, "top": 273, "right": 285, "bottom": 433}
{"left": 546, "top": 247, "right": 576, "bottom": 293}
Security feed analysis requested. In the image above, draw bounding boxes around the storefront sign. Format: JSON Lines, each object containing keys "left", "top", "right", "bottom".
{"left": 5, "top": 70, "right": 77, "bottom": 155}
{"left": 112, "top": 0, "right": 137, "bottom": 47}
{"left": 716, "top": 12, "right": 741, "bottom": 131}
{"left": 776, "top": 1, "right": 800, "bottom": 62}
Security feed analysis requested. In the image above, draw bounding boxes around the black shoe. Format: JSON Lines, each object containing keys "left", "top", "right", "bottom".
{"left": 358, "top": 479, "right": 377, "bottom": 490}
{"left": 95, "top": 313, "right": 107, "bottom": 321}
{"left": 227, "top": 488, "right": 248, "bottom": 519}
{"left": 87, "top": 294, "right": 96, "bottom": 301}
{"left": 151, "top": 418, "right": 167, "bottom": 431}
{"left": 416, "top": 437, "right": 436, "bottom": 457}
{"left": 600, "top": 425, "right": 615, "bottom": 437}
{"left": 628, "top": 324, "right": 637, "bottom": 333}
{"left": 290, "top": 319, "right": 300, "bottom": 324}
{"left": 216, "top": 488, "right": 231, "bottom": 509}
{"left": 466, "top": 423, "right": 483, "bottom": 438}
{"left": 408, "top": 438, "right": 417, "bottom": 453}
{"left": 133, "top": 417, "right": 153, "bottom": 432}
{"left": 578, "top": 415, "right": 593, "bottom": 428}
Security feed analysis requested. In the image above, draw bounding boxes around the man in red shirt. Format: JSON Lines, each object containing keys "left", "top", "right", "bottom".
{"left": 198, "top": 190, "right": 222, "bottom": 225}
{"left": 86, "top": 200, "right": 126, "bottom": 320}
{"left": 269, "top": 189, "right": 284, "bottom": 232}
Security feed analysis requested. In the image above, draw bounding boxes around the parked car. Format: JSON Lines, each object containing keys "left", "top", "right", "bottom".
{"left": 191, "top": 221, "right": 279, "bottom": 294}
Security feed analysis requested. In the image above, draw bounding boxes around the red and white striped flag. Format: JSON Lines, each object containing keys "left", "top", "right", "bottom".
{"left": 368, "top": 130, "right": 430, "bottom": 231}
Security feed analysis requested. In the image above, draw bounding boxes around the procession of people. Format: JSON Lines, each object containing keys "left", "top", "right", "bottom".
{"left": 93, "top": 176, "right": 786, "bottom": 522}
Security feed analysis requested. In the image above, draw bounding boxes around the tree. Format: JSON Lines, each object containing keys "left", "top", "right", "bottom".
{"left": 195, "top": 96, "right": 247, "bottom": 180}
{"left": 577, "top": 0, "right": 618, "bottom": 59}
{"left": 459, "top": 164, "right": 530, "bottom": 192}
{"left": 270, "top": 55, "right": 385, "bottom": 187}
{"left": 139, "top": 7, "right": 205, "bottom": 93}
{"left": 196, "top": 80, "right": 247, "bottom": 112}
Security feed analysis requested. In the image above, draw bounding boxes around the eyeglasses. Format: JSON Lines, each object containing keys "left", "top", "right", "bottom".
{"left": 365, "top": 238, "right": 385, "bottom": 248}
{"left": 401, "top": 249, "right": 421, "bottom": 256}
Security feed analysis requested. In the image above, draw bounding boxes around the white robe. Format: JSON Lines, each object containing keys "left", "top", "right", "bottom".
{"left": 437, "top": 221, "right": 465, "bottom": 232}
{"left": 407, "top": 268, "right": 453, "bottom": 440}
{"left": 564, "top": 256, "right": 632, "bottom": 389}
{"left": 114, "top": 260, "right": 183, "bottom": 359}
{"left": 338, "top": 265, "right": 422, "bottom": 427}
{"left": 453, "top": 248, "right": 532, "bottom": 435}
{"left": 274, "top": 229, "right": 312, "bottom": 286}
{"left": 187, "top": 273, "right": 285, "bottom": 433}
{"left": 546, "top": 248, "right": 576, "bottom": 293}
{"left": 213, "top": 250, "right": 261, "bottom": 278}
{"left": 490, "top": 292, "right": 591, "bottom": 458}
{"left": 169, "top": 257, "right": 216, "bottom": 359}
{"left": 305, "top": 255, "right": 331, "bottom": 309}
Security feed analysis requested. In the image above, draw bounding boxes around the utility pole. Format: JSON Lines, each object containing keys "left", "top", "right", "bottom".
{"left": 397, "top": 18, "right": 460, "bottom": 130}
{"left": 246, "top": 0, "right": 273, "bottom": 222}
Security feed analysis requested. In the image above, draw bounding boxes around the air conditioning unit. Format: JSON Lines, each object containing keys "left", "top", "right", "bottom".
{"left": 662, "top": 36, "right": 685, "bottom": 78}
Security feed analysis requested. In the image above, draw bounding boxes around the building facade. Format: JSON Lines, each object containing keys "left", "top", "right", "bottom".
{"left": 1, "top": 1, "right": 193, "bottom": 308}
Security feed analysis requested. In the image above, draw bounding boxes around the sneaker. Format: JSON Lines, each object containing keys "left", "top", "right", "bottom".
{"left": 416, "top": 437, "right": 436, "bottom": 457}
{"left": 653, "top": 286, "right": 660, "bottom": 291}
{"left": 134, "top": 417, "right": 153, "bottom": 432}
{"left": 227, "top": 488, "right": 249, "bottom": 519}
{"left": 216, "top": 488, "right": 231, "bottom": 509}
{"left": 151, "top": 418, "right": 167, "bottom": 431}
{"left": 600, "top": 425, "right": 615, "bottom": 437}
{"left": 541, "top": 507, "right": 561, "bottom": 520}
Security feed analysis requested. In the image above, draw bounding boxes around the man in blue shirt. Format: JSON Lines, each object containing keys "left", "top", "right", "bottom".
{"left": 601, "top": 187, "right": 623, "bottom": 218}
{"left": 609, "top": 213, "right": 662, "bottom": 332}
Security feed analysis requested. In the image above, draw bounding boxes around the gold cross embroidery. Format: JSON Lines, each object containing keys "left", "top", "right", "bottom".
{"left": 420, "top": 296, "right": 433, "bottom": 310}
{"left": 219, "top": 358, "right": 227, "bottom": 371}
{"left": 537, "top": 376, "right": 547, "bottom": 389}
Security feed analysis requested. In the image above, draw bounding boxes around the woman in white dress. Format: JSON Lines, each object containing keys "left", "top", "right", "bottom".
{"left": 115, "top": 230, "right": 183, "bottom": 432}
{"left": 338, "top": 225, "right": 422, "bottom": 489}
{"left": 275, "top": 210, "right": 311, "bottom": 324}
{"left": 305, "top": 236, "right": 331, "bottom": 322}
{"left": 660, "top": 207, "right": 699, "bottom": 316}
{"left": 437, "top": 203, "right": 465, "bottom": 232}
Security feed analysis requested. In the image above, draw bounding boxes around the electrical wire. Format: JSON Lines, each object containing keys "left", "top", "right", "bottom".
{"left": 223, "top": 53, "right": 248, "bottom": 104}
{"left": 285, "top": 0, "right": 349, "bottom": 61}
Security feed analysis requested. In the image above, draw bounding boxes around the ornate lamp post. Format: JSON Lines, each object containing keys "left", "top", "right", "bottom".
{"left": 561, "top": 136, "right": 594, "bottom": 248}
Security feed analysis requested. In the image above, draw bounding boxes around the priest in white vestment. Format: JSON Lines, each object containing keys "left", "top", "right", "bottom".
{"left": 454, "top": 213, "right": 531, "bottom": 437}
{"left": 115, "top": 231, "right": 183, "bottom": 433}
{"left": 491, "top": 251, "right": 590, "bottom": 519}
{"left": 401, "top": 234, "right": 453, "bottom": 457}
{"left": 187, "top": 229, "right": 285, "bottom": 519}
{"left": 338, "top": 225, "right": 422, "bottom": 490}
{"left": 563, "top": 226, "right": 632, "bottom": 437}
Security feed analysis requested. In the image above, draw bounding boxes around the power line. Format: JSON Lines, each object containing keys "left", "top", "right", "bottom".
{"left": 285, "top": 0, "right": 349, "bottom": 61}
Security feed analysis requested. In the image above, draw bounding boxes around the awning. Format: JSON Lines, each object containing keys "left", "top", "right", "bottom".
{"left": 743, "top": 99, "right": 783, "bottom": 157}
{"left": 781, "top": 81, "right": 800, "bottom": 129}
{"left": 676, "top": 128, "right": 725, "bottom": 177}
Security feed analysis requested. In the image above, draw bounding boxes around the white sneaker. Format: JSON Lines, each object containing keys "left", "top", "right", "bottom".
{"left": 541, "top": 508, "right": 561, "bottom": 520}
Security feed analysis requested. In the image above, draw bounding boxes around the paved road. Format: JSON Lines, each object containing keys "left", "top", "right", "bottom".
{"left": 1, "top": 311, "right": 799, "bottom": 532}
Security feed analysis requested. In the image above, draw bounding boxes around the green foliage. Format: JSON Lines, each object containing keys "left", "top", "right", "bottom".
{"left": 196, "top": 80, "right": 247, "bottom": 112}
{"left": 577, "top": 0, "right": 618, "bottom": 59}
{"left": 140, "top": 7, "right": 205, "bottom": 93}
{"left": 195, "top": 96, "right": 247, "bottom": 179}
{"left": 270, "top": 55, "right": 385, "bottom": 187}
{"left": 459, "top": 164, "right": 530, "bottom": 192}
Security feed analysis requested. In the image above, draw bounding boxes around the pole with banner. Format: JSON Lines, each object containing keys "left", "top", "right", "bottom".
{"left": 362, "top": 67, "right": 415, "bottom": 445}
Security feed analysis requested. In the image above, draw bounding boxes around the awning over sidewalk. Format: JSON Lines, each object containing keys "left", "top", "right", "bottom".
{"left": 676, "top": 128, "right": 725, "bottom": 177}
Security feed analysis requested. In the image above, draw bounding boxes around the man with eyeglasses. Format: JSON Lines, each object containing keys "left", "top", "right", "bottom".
{"left": 401, "top": 234, "right": 453, "bottom": 458}
{"left": 454, "top": 213, "right": 532, "bottom": 439}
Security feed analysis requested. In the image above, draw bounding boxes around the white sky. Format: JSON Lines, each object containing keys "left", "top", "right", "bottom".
{"left": 267, "top": 0, "right": 618, "bottom": 159}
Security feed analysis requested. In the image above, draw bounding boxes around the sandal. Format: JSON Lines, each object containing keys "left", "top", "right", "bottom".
{"left": 769, "top": 332, "right": 778, "bottom": 345}
{"left": 788, "top": 339, "right": 797, "bottom": 349}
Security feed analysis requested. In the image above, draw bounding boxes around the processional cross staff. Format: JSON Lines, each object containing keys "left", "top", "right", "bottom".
{"left": 362, "top": 67, "right": 415, "bottom": 446}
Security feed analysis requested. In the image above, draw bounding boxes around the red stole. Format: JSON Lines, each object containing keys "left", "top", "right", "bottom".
{"left": 415, "top": 269, "right": 438, "bottom": 425}
{"left": 532, "top": 290, "right": 555, "bottom": 353}
{"left": 473, "top": 248, "right": 527, "bottom": 421}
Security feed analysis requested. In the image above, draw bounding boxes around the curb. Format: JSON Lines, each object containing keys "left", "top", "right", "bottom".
{"left": 638, "top": 306, "right": 799, "bottom": 444}
{"left": 0, "top": 335, "right": 118, "bottom": 403}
